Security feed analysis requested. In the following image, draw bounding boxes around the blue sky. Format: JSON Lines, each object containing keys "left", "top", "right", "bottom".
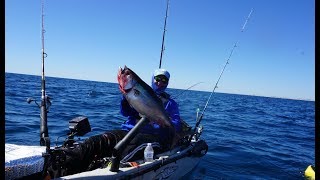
{"left": 5, "top": 0, "right": 315, "bottom": 101}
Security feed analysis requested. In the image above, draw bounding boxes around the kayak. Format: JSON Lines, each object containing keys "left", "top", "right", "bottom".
{"left": 5, "top": 139, "right": 207, "bottom": 180}
{"left": 57, "top": 139, "right": 207, "bottom": 179}
{"left": 5, "top": 118, "right": 208, "bottom": 180}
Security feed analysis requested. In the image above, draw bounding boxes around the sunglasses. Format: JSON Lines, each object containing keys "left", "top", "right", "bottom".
{"left": 154, "top": 76, "right": 168, "bottom": 83}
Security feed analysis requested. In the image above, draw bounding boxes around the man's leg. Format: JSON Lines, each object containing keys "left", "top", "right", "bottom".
{"left": 47, "top": 130, "right": 127, "bottom": 178}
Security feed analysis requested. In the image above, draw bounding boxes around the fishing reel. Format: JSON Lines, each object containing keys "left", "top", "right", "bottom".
{"left": 27, "top": 96, "right": 52, "bottom": 112}
{"left": 191, "top": 107, "right": 204, "bottom": 142}
{"left": 192, "top": 125, "right": 203, "bottom": 142}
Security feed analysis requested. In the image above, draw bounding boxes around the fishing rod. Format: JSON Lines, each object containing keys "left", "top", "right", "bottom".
{"left": 39, "top": 0, "right": 50, "bottom": 151}
{"left": 27, "top": 1, "right": 52, "bottom": 177}
{"left": 38, "top": 1, "right": 53, "bottom": 178}
{"left": 26, "top": 1, "right": 52, "bottom": 178}
{"left": 159, "top": 0, "right": 170, "bottom": 69}
{"left": 28, "top": 0, "right": 51, "bottom": 150}
{"left": 192, "top": 8, "right": 254, "bottom": 136}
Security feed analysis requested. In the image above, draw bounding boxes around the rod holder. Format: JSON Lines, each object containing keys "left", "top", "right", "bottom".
{"left": 110, "top": 117, "right": 149, "bottom": 172}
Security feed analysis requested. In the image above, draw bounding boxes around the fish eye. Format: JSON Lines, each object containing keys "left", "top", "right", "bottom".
{"left": 133, "top": 89, "right": 140, "bottom": 96}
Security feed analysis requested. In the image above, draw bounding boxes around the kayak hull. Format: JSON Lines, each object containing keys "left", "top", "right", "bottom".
{"left": 58, "top": 140, "right": 207, "bottom": 180}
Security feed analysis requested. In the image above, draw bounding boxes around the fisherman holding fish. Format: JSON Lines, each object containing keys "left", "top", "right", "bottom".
{"left": 46, "top": 66, "right": 182, "bottom": 178}
{"left": 119, "top": 67, "right": 182, "bottom": 151}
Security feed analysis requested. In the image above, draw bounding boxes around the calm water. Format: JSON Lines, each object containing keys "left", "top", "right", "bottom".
{"left": 5, "top": 73, "right": 315, "bottom": 179}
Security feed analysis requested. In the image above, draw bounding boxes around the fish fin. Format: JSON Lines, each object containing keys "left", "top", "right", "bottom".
{"left": 117, "top": 67, "right": 124, "bottom": 93}
{"left": 154, "top": 119, "right": 172, "bottom": 128}
{"left": 119, "top": 85, "right": 126, "bottom": 94}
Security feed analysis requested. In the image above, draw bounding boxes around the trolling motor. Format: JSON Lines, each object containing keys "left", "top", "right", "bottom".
{"left": 51, "top": 116, "right": 92, "bottom": 148}
{"left": 46, "top": 116, "right": 91, "bottom": 178}
{"left": 63, "top": 116, "right": 91, "bottom": 147}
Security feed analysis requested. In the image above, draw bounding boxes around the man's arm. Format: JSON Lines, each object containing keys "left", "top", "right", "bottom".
{"left": 166, "top": 99, "right": 182, "bottom": 132}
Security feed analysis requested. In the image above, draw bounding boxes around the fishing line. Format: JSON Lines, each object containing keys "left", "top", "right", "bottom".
{"left": 193, "top": 8, "right": 254, "bottom": 132}
{"left": 172, "top": 82, "right": 204, "bottom": 99}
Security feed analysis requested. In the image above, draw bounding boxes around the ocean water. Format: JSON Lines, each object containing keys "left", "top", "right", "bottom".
{"left": 5, "top": 72, "right": 315, "bottom": 179}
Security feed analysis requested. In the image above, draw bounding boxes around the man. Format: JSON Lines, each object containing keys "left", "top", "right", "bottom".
{"left": 120, "top": 68, "right": 182, "bottom": 150}
{"left": 47, "top": 69, "right": 182, "bottom": 178}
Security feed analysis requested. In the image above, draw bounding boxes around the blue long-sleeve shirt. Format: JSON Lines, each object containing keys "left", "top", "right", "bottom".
{"left": 120, "top": 95, "right": 181, "bottom": 138}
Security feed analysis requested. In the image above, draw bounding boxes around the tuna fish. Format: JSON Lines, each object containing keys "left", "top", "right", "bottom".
{"left": 117, "top": 66, "right": 174, "bottom": 128}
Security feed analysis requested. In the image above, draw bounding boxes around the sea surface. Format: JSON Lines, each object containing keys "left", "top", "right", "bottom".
{"left": 5, "top": 72, "right": 315, "bottom": 179}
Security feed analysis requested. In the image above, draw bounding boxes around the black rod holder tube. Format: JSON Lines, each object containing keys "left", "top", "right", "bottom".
{"left": 110, "top": 117, "right": 149, "bottom": 172}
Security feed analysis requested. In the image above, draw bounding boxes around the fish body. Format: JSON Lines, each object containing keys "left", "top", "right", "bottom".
{"left": 117, "top": 66, "right": 173, "bottom": 128}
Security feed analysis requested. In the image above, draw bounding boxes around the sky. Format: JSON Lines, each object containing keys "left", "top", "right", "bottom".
{"left": 5, "top": 0, "right": 315, "bottom": 101}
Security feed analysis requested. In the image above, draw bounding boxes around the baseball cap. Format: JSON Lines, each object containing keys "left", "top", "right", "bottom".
{"left": 153, "top": 69, "right": 170, "bottom": 80}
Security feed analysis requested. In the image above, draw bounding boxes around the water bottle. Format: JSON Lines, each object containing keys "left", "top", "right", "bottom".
{"left": 144, "top": 143, "right": 154, "bottom": 162}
